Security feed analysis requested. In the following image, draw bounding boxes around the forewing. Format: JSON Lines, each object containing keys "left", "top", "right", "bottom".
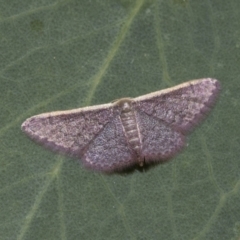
{"left": 134, "top": 78, "right": 220, "bottom": 133}
{"left": 21, "top": 103, "right": 116, "bottom": 158}
{"left": 135, "top": 111, "right": 185, "bottom": 163}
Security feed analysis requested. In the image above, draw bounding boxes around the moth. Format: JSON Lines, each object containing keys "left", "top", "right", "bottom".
{"left": 21, "top": 78, "right": 220, "bottom": 173}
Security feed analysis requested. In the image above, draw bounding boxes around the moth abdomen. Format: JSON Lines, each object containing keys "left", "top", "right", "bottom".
{"left": 119, "top": 101, "right": 142, "bottom": 162}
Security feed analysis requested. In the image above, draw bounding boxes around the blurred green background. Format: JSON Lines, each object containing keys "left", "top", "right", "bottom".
{"left": 1, "top": 0, "right": 240, "bottom": 239}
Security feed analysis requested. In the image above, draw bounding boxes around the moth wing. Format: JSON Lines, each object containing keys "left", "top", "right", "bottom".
{"left": 134, "top": 78, "right": 220, "bottom": 133}
{"left": 135, "top": 110, "right": 185, "bottom": 163}
{"left": 21, "top": 103, "right": 116, "bottom": 158}
{"left": 82, "top": 116, "right": 136, "bottom": 172}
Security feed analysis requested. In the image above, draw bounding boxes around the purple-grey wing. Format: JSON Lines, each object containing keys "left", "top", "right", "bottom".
{"left": 135, "top": 110, "right": 185, "bottom": 163}
{"left": 22, "top": 103, "right": 136, "bottom": 172}
{"left": 82, "top": 116, "right": 136, "bottom": 172}
{"left": 21, "top": 103, "right": 116, "bottom": 158}
{"left": 134, "top": 78, "right": 220, "bottom": 133}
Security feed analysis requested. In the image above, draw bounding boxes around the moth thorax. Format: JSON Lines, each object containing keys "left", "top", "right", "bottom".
{"left": 120, "top": 101, "right": 141, "bottom": 155}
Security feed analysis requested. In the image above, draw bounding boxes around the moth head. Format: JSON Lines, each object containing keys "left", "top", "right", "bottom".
{"left": 114, "top": 98, "right": 133, "bottom": 113}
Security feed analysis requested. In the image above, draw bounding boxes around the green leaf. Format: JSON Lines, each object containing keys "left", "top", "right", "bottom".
{"left": 1, "top": 0, "right": 239, "bottom": 239}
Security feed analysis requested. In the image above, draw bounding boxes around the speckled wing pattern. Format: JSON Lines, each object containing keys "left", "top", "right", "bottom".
{"left": 133, "top": 78, "right": 220, "bottom": 163}
{"left": 21, "top": 104, "right": 112, "bottom": 154}
{"left": 82, "top": 116, "right": 136, "bottom": 172}
{"left": 134, "top": 110, "right": 185, "bottom": 163}
{"left": 22, "top": 78, "right": 220, "bottom": 173}
{"left": 22, "top": 103, "right": 135, "bottom": 172}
